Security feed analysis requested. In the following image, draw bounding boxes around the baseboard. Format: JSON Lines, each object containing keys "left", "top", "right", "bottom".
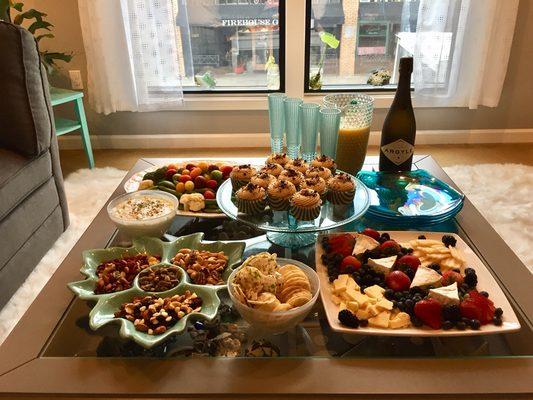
{"left": 58, "top": 128, "right": 533, "bottom": 150}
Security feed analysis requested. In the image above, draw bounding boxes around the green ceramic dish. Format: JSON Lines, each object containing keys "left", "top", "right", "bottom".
{"left": 89, "top": 282, "right": 220, "bottom": 348}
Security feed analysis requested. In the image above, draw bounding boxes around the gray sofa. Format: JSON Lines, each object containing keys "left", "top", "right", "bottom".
{"left": 0, "top": 21, "right": 69, "bottom": 309}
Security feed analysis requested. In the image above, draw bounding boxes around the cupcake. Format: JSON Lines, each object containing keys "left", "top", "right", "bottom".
{"left": 285, "top": 158, "right": 309, "bottom": 174}
{"left": 230, "top": 164, "right": 256, "bottom": 191}
{"left": 266, "top": 153, "right": 290, "bottom": 167}
{"left": 327, "top": 173, "right": 356, "bottom": 204}
{"left": 279, "top": 168, "right": 305, "bottom": 188}
{"left": 267, "top": 179, "right": 296, "bottom": 211}
{"left": 302, "top": 176, "right": 327, "bottom": 200}
{"left": 235, "top": 183, "right": 267, "bottom": 215}
{"left": 305, "top": 166, "right": 332, "bottom": 181}
{"left": 250, "top": 172, "right": 275, "bottom": 189}
{"left": 260, "top": 162, "right": 284, "bottom": 177}
{"left": 290, "top": 189, "right": 322, "bottom": 221}
{"left": 311, "top": 155, "right": 337, "bottom": 173}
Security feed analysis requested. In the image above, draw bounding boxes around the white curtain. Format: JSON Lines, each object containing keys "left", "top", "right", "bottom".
{"left": 412, "top": 0, "right": 519, "bottom": 109}
{"left": 78, "top": 0, "right": 184, "bottom": 114}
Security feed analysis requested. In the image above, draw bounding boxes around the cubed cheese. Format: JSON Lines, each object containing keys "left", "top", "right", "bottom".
{"left": 368, "top": 255, "right": 397, "bottom": 275}
{"left": 364, "top": 284, "right": 385, "bottom": 299}
{"left": 332, "top": 274, "right": 349, "bottom": 294}
{"left": 410, "top": 266, "right": 442, "bottom": 288}
{"left": 368, "top": 310, "right": 391, "bottom": 329}
{"left": 429, "top": 282, "right": 460, "bottom": 305}
{"left": 352, "top": 233, "right": 379, "bottom": 256}
{"left": 375, "top": 298, "right": 394, "bottom": 311}
{"left": 389, "top": 312, "right": 411, "bottom": 329}
{"left": 339, "top": 302, "right": 347, "bottom": 311}
{"left": 340, "top": 288, "right": 360, "bottom": 302}
{"left": 355, "top": 307, "right": 371, "bottom": 320}
{"left": 346, "top": 277, "right": 359, "bottom": 291}
{"left": 350, "top": 290, "right": 371, "bottom": 307}
{"left": 347, "top": 301, "right": 359, "bottom": 313}
{"left": 331, "top": 294, "right": 341, "bottom": 305}
{"left": 366, "top": 304, "right": 381, "bottom": 317}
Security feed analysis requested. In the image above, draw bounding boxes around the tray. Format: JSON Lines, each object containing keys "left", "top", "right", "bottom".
{"left": 315, "top": 231, "right": 521, "bottom": 337}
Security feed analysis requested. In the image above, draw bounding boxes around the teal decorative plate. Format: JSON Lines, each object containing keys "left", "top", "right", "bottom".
{"left": 67, "top": 233, "right": 245, "bottom": 348}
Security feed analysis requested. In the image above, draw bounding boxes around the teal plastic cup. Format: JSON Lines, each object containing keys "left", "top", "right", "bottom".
{"left": 319, "top": 107, "right": 341, "bottom": 159}
{"left": 283, "top": 97, "right": 303, "bottom": 159}
{"left": 268, "top": 93, "right": 287, "bottom": 154}
{"left": 299, "top": 103, "right": 320, "bottom": 162}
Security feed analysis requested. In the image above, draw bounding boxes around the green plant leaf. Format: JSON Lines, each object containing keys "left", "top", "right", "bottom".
{"left": 42, "top": 51, "right": 73, "bottom": 64}
{"left": 13, "top": 2, "right": 24, "bottom": 12}
{"left": 36, "top": 33, "right": 54, "bottom": 42}
{"left": 28, "top": 19, "right": 53, "bottom": 34}
{"left": 319, "top": 31, "right": 340, "bottom": 49}
{"left": 18, "top": 8, "right": 47, "bottom": 21}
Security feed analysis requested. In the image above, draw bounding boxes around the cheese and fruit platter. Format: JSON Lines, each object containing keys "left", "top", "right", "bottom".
{"left": 315, "top": 229, "right": 520, "bottom": 336}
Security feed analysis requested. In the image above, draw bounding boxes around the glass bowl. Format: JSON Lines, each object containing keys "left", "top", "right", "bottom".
{"left": 107, "top": 190, "right": 178, "bottom": 239}
{"left": 227, "top": 258, "right": 320, "bottom": 335}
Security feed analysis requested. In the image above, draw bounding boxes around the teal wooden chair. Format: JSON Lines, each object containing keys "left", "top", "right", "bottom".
{"left": 50, "top": 87, "right": 94, "bottom": 169}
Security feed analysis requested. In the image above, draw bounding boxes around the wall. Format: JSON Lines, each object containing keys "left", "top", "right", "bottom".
{"left": 24, "top": 0, "right": 533, "bottom": 137}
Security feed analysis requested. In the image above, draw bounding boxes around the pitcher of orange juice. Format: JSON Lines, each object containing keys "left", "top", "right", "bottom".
{"left": 323, "top": 94, "right": 374, "bottom": 174}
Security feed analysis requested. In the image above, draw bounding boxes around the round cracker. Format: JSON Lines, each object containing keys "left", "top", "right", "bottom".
{"left": 287, "top": 290, "right": 312, "bottom": 307}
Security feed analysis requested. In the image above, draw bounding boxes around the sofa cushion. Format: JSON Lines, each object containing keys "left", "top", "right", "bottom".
{"left": 0, "top": 148, "right": 52, "bottom": 220}
{"left": 0, "top": 21, "right": 52, "bottom": 157}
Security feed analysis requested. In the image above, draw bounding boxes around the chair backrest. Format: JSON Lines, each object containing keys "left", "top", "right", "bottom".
{"left": 0, "top": 21, "right": 54, "bottom": 158}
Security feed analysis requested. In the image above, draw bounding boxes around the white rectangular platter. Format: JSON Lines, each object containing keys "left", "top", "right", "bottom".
{"left": 315, "top": 231, "right": 521, "bottom": 337}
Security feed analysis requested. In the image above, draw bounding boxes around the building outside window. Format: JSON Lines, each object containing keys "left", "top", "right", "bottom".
{"left": 175, "top": 0, "right": 284, "bottom": 92}
{"left": 306, "top": 0, "right": 421, "bottom": 91}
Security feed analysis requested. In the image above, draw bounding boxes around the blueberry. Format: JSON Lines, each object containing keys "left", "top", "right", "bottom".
{"left": 405, "top": 299, "right": 414, "bottom": 308}
{"left": 493, "top": 317, "right": 503, "bottom": 326}
{"left": 495, "top": 307, "right": 503, "bottom": 317}
{"left": 480, "top": 291, "right": 489, "bottom": 298}
{"left": 381, "top": 233, "right": 390, "bottom": 241}
{"left": 412, "top": 317, "right": 423, "bottom": 327}
{"left": 442, "top": 320, "right": 454, "bottom": 330}
{"left": 384, "top": 289, "right": 394, "bottom": 299}
{"left": 456, "top": 321, "right": 467, "bottom": 330}
{"left": 465, "top": 268, "right": 476, "bottom": 275}
{"left": 418, "top": 235, "right": 426, "bottom": 240}
{"left": 469, "top": 319, "right": 481, "bottom": 330}
{"left": 329, "top": 276, "right": 335, "bottom": 282}
{"left": 428, "top": 263, "right": 440, "bottom": 272}
{"left": 464, "top": 273, "right": 478, "bottom": 288}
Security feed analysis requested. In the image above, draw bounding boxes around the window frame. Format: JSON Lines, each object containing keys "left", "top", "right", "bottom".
{"left": 303, "top": 0, "right": 398, "bottom": 94}
{"left": 181, "top": 0, "right": 286, "bottom": 95}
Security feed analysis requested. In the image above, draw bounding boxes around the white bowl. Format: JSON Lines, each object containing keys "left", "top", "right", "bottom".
{"left": 228, "top": 258, "right": 320, "bottom": 335}
{"left": 107, "top": 190, "right": 178, "bottom": 239}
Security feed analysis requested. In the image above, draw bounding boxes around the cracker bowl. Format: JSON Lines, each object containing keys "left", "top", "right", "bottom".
{"left": 228, "top": 257, "right": 320, "bottom": 334}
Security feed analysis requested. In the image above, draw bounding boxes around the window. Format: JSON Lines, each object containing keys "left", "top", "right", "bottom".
{"left": 305, "top": 0, "right": 421, "bottom": 92}
{"left": 176, "top": 0, "right": 285, "bottom": 93}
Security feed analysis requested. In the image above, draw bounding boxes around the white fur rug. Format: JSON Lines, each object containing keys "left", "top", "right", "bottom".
{"left": 0, "top": 163, "right": 531, "bottom": 345}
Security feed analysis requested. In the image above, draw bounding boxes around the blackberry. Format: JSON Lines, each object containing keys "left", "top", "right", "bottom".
{"left": 428, "top": 263, "right": 441, "bottom": 272}
{"left": 464, "top": 267, "right": 476, "bottom": 275}
{"left": 464, "top": 273, "right": 478, "bottom": 288}
{"left": 380, "top": 232, "right": 390, "bottom": 241}
{"left": 359, "top": 319, "right": 368, "bottom": 327}
{"left": 469, "top": 319, "right": 481, "bottom": 330}
{"left": 495, "top": 307, "right": 503, "bottom": 317}
{"left": 442, "top": 235, "right": 457, "bottom": 247}
{"left": 338, "top": 310, "right": 359, "bottom": 328}
{"left": 479, "top": 291, "right": 489, "bottom": 298}
{"left": 442, "top": 321, "right": 454, "bottom": 330}
{"left": 418, "top": 235, "right": 426, "bottom": 240}
{"left": 493, "top": 317, "right": 503, "bottom": 326}
{"left": 442, "top": 305, "right": 461, "bottom": 322}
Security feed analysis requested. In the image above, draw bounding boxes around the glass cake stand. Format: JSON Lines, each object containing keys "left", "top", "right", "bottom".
{"left": 216, "top": 177, "right": 370, "bottom": 248}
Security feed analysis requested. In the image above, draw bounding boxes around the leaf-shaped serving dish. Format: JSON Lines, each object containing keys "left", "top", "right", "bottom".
{"left": 67, "top": 233, "right": 245, "bottom": 348}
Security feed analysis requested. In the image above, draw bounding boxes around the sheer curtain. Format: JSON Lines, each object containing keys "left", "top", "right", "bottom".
{"left": 412, "top": 0, "right": 519, "bottom": 109}
{"left": 78, "top": 0, "right": 184, "bottom": 114}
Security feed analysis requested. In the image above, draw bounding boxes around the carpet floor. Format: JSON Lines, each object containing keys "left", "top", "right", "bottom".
{"left": 0, "top": 163, "right": 531, "bottom": 345}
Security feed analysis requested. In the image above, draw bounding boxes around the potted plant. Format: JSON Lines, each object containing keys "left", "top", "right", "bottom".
{"left": 309, "top": 31, "right": 339, "bottom": 91}
{"left": 0, "top": 0, "right": 73, "bottom": 74}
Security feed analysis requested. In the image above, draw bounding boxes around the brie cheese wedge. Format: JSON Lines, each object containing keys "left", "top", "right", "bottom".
{"left": 410, "top": 266, "right": 442, "bottom": 288}
{"left": 429, "top": 282, "right": 460, "bottom": 305}
{"left": 368, "top": 255, "right": 397, "bottom": 275}
{"left": 352, "top": 233, "right": 379, "bottom": 256}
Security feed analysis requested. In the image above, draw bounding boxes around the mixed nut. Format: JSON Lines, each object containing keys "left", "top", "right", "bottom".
{"left": 114, "top": 291, "right": 202, "bottom": 335}
{"left": 94, "top": 253, "right": 160, "bottom": 294}
{"left": 172, "top": 248, "right": 228, "bottom": 285}
{"left": 138, "top": 266, "right": 181, "bottom": 292}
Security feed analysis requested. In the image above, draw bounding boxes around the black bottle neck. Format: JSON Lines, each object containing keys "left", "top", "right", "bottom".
{"left": 392, "top": 69, "right": 413, "bottom": 109}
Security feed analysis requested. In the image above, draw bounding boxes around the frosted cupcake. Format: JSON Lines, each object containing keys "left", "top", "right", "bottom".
{"left": 305, "top": 166, "right": 332, "bottom": 181}
{"left": 311, "top": 155, "right": 337, "bottom": 173}
{"left": 279, "top": 168, "right": 305, "bottom": 188}
{"left": 266, "top": 153, "right": 290, "bottom": 167}
{"left": 230, "top": 164, "right": 256, "bottom": 191}
{"left": 285, "top": 158, "right": 309, "bottom": 174}
{"left": 302, "top": 176, "right": 327, "bottom": 200}
{"left": 250, "top": 172, "right": 276, "bottom": 189}
{"left": 236, "top": 183, "right": 267, "bottom": 215}
{"left": 267, "top": 179, "right": 296, "bottom": 211}
{"left": 260, "top": 162, "right": 284, "bottom": 177}
{"left": 327, "top": 173, "right": 356, "bottom": 204}
{"left": 290, "top": 189, "right": 322, "bottom": 221}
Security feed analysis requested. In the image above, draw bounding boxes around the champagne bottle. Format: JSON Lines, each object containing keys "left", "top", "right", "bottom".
{"left": 379, "top": 57, "right": 416, "bottom": 172}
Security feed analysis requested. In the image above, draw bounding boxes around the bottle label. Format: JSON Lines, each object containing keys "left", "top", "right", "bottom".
{"left": 381, "top": 139, "right": 414, "bottom": 165}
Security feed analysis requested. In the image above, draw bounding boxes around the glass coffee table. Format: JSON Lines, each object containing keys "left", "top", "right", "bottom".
{"left": 0, "top": 156, "right": 531, "bottom": 398}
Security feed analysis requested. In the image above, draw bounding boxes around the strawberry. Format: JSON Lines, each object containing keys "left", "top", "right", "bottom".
{"left": 360, "top": 228, "right": 380, "bottom": 241}
{"left": 397, "top": 255, "right": 421, "bottom": 272}
{"left": 460, "top": 290, "right": 495, "bottom": 324}
{"left": 441, "top": 270, "right": 464, "bottom": 286}
{"left": 385, "top": 270, "right": 411, "bottom": 292}
{"left": 414, "top": 298, "right": 442, "bottom": 329}
{"left": 328, "top": 234, "right": 355, "bottom": 257}
{"left": 340, "top": 255, "right": 361, "bottom": 272}
{"left": 380, "top": 240, "right": 401, "bottom": 255}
